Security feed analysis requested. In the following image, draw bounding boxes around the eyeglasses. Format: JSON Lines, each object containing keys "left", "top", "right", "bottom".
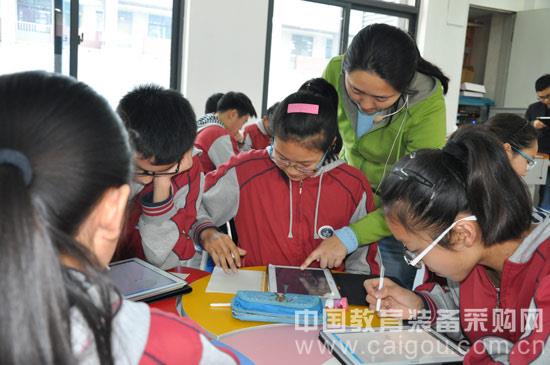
{"left": 391, "top": 167, "right": 434, "bottom": 189}
{"left": 134, "top": 159, "right": 182, "bottom": 177}
{"left": 511, "top": 146, "right": 536, "bottom": 170}
{"left": 537, "top": 94, "right": 550, "bottom": 102}
{"left": 403, "top": 215, "right": 477, "bottom": 269}
{"left": 269, "top": 146, "right": 328, "bottom": 176}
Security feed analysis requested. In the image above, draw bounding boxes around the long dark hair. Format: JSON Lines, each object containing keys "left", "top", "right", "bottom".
{"left": 0, "top": 71, "right": 131, "bottom": 364}
{"left": 344, "top": 23, "right": 449, "bottom": 94}
{"left": 380, "top": 127, "right": 531, "bottom": 246}
{"left": 483, "top": 113, "right": 538, "bottom": 149}
{"left": 273, "top": 79, "right": 343, "bottom": 154}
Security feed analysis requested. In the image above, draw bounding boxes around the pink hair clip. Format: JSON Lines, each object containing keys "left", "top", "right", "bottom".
{"left": 287, "top": 103, "right": 319, "bottom": 115}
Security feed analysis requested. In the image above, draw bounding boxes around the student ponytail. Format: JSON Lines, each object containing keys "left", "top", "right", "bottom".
{"left": 451, "top": 128, "right": 531, "bottom": 244}
{"left": 305, "top": 77, "right": 343, "bottom": 154}
{"left": 380, "top": 127, "right": 531, "bottom": 246}
{"left": 0, "top": 164, "right": 74, "bottom": 364}
{"left": 271, "top": 78, "right": 343, "bottom": 154}
{"left": 344, "top": 23, "right": 449, "bottom": 95}
{"left": 0, "top": 71, "right": 132, "bottom": 364}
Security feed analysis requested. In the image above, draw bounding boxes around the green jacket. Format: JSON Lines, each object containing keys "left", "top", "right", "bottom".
{"left": 323, "top": 55, "right": 446, "bottom": 245}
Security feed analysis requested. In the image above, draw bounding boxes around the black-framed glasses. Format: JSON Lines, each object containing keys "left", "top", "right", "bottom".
{"left": 511, "top": 146, "right": 536, "bottom": 170}
{"left": 391, "top": 167, "right": 435, "bottom": 188}
{"left": 134, "top": 159, "right": 182, "bottom": 177}
{"left": 537, "top": 94, "right": 550, "bottom": 102}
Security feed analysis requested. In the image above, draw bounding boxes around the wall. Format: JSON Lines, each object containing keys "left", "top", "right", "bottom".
{"left": 482, "top": 12, "right": 515, "bottom": 105}
{"left": 504, "top": 8, "right": 550, "bottom": 107}
{"left": 416, "top": 0, "right": 469, "bottom": 134}
{"left": 181, "top": 0, "right": 269, "bottom": 116}
{"left": 469, "top": 16, "right": 491, "bottom": 85}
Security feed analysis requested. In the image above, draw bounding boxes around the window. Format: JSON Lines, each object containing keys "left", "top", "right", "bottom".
{"left": 325, "top": 38, "right": 333, "bottom": 59}
{"left": 0, "top": 0, "right": 54, "bottom": 73}
{"left": 266, "top": 0, "right": 342, "bottom": 108}
{"left": 118, "top": 11, "right": 133, "bottom": 35}
{"left": 348, "top": 9, "right": 410, "bottom": 46}
{"left": 291, "top": 34, "right": 314, "bottom": 57}
{"left": 148, "top": 15, "right": 171, "bottom": 39}
{"left": 264, "top": 0, "right": 419, "bottom": 111}
{"left": 17, "top": 0, "right": 52, "bottom": 33}
{"left": 0, "top": 0, "right": 183, "bottom": 106}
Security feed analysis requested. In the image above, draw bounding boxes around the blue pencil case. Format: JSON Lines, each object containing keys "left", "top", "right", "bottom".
{"left": 231, "top": 290, "right": 323, "bottom": 325}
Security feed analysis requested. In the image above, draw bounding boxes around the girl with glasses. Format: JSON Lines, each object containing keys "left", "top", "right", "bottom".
{"left": 192, "top": 79, "right": 380, "bottom": 274}
{"left": 364, "top": 127, "right": 550, "bottom": 363}
{"left": 484, "top": 113, "right": 539, "bottom": 177}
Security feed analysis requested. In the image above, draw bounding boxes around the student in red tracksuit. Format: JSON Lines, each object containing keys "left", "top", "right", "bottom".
{"left": 195, "top": 92, "right": 257, "bottom": 173}
{"left": 114, "top": 85, "right": 204, "bottom": 270}
{"left": 241, "top": 102, "right": 279, "bottom": 151}
{"left": 0, "top": 71, "right": 238, "bottom": 364}
{"left": 191, "top": 80, "right": 380, "bottom": 274}
{"left": 364, "top": 127, "right": 550, "bottom": 364}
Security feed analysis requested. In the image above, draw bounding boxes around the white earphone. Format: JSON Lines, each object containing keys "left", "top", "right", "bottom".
{"left": 373, "top": 94, "right": 409, "bottom": 123}
{"left": 373, "top": 94, "right": 410, "bottom": 195}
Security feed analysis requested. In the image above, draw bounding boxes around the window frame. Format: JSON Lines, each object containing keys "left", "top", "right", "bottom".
{"left": 56, "top": 0, "right": 183, "bottom": 90}
{"left": 261, "top": 0, "right": 420, "bottom": 113}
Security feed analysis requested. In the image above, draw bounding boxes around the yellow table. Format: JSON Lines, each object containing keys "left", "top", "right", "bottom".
{"left": 181, "top": 266, "right": 382, "bottom": 336}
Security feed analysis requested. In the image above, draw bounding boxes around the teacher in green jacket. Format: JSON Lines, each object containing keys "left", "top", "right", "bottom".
{"left": 301, "top": 24, "right": 448, "bottom": 289}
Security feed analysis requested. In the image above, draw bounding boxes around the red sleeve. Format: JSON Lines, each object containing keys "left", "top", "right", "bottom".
{"left": 140, "top": 309, "right": 239, "bottom": 365}
{"left": 170, "top": 157, "right": 203, "bottom": 259}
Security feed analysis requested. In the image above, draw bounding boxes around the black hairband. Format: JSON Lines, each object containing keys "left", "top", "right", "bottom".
{"left": 0, "top": 149, "right": 33, "bottom": 186}
{"left": 442, "top": 140, "right": 467, "bottom": 165}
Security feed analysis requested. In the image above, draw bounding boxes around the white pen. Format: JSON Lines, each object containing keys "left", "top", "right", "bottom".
{"left": 376, "top": 265, "right": 385, "bottom": 312}
{"left": 210, "top": 303, "right": 231, "bottom": 307}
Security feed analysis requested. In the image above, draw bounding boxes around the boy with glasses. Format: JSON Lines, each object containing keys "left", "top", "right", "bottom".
{"left": 526, "top": 74, "right": 550, "bottom": 209}
{"left": 114, "top": 84, "right": 204, "bottom": 269}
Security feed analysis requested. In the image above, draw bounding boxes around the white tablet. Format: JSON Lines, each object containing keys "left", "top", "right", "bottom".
{"left": 108, "top": 258, "right": 189, "bottom": 301}
{"left": 320, "top": 326, "right": 466, "bottom": 365}
{"left": 267, "top": 264, "right": 340, "bottom": 299}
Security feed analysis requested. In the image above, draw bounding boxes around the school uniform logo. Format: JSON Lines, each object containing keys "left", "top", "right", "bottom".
{"left": 318, "top": 225, "right": 335, "bottom": 239}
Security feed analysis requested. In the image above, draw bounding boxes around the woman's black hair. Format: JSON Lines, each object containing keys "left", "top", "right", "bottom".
{"left": 272, "top": 78, "right": 342, "bottom": 154}
{"left": 344, "top": 23, "right": 449, "bottom": 95}
{"left": 0, "top": 71, "right": 131, "bottom": 364}
{"left": 483, "top": 113, "right": 538, "bottom": 150}
{"left": 380, "top": 127, "right": 531, "bottom": 247}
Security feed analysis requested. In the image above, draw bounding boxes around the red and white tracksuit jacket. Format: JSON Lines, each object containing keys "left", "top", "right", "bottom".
{"left": 114, "top": 153, "right": 204, "bottom": 270}
{"left": 69, "top": 269, "right": 238, "bottom": 364}
{"left": 191, "top": 148, "right": 380, "bottom": 273}
{"left": 242, "top": 120, "right": 271, "bottom": 151}
{"left": 195, "top": 113, "right": 240, "bottom": 173}
{"left": 416, "top": 218, "right": 550, "bottom": 364}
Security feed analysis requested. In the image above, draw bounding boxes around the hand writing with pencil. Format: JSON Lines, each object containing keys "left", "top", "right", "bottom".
{"left": 364, "top": 277, "right": 424, "bottom": 319}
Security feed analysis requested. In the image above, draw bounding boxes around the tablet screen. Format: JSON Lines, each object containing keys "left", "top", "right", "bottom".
{"left": 109, "top": 260, "right": 176, "bottom": 297}
{"left": 272, "top": 266, "right": 336, "bottom": 297}
{"left": 321, "top": 327, "right": 465, "bottom": 365}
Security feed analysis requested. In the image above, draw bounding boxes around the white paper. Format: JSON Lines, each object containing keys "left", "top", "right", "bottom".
{"left": 205, "top": 267, "right": 265, "bottom": 294}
